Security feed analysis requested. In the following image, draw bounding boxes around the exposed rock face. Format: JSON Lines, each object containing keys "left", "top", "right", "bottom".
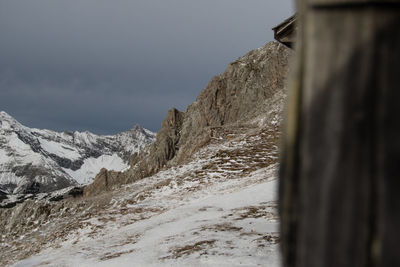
{"left": 84, "top": 41, "right": 293, "bottom": 196}
{"left": 148, "top": 108, "right": 185, "bottom": 171}
{"left": 82, "top": 168, "right": 120, "bottom": 197}
{"left": 175, "top": 41, "right": 292, "bottom": 163}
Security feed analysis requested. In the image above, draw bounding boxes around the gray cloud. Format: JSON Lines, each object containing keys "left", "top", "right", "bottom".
{"left": 0, "top": 0, "right": 293, "bottom": 134}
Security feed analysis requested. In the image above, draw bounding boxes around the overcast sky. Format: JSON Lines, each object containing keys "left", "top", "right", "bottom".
{"left": 0, "top": 0, "right": 293, "bottom": 134}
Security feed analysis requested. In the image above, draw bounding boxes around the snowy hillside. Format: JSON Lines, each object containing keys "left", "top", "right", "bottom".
{"left": 1, "top": 122, "right": 281, "bottom": 266}
{"left": 0, "top": 111, "right": 155, "bottom": 194}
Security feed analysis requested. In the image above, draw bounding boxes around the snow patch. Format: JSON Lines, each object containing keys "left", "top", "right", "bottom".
{"left": 63, "top": 154, "right": 128, "bottom": 184}
{"left": 39, "top": 138, "right": 81, "bottom": 160}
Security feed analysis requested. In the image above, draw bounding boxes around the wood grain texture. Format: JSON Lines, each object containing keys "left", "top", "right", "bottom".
{"left": 279, "top": 1, "right": 400, "bottom": 266}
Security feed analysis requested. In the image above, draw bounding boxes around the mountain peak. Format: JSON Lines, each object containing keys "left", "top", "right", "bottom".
{"left": 0, "top": 111, "right": 22, "bottom": 130}
{"left": 132, "top": 124, "right": 143, "bottom": 131}
{"left": 0, "top": 111, "right": 14, "bottom": 120}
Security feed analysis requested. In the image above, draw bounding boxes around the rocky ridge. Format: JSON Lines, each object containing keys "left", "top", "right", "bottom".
{"left": 84, "top": 41, "right": 292, "bottom": 196}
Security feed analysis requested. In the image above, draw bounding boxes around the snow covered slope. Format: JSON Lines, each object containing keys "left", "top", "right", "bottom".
{"left": 1, "top": 122, "right": 281, "bottom": 266}
{"left": 14, "top": 167, "right": 279, "bottom": 267}
{"left": 0, "top": 111, "right": 155, "bottom": 194}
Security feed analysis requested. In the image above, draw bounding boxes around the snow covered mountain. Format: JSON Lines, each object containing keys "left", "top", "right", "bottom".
{"left": 0, "top": 111, "right": 155, "bottom": 194}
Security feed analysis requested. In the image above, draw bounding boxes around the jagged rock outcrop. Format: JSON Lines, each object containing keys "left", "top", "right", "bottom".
{"left": 82, "top": 168, "right": 120, "bottom": 196}
{"left": 84, "top": 41, "right": 293, "bottom": 196}
{"left": 84, "top": 108, "right": 185, "bottom": 196}
{"left": 175, "top": 41, "right": 292, "bottom": 163}
{"left": 147, "top": 108, "right": 185, "bottom": 170}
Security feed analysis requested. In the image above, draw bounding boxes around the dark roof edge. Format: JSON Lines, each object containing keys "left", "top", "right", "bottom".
{"left": 272, "top": 14, "right": 297, "bottom": 31}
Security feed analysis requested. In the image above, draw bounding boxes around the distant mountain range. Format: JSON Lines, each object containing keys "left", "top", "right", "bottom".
{"left": 0, "top": 111, "right": 155, "bottom": 194}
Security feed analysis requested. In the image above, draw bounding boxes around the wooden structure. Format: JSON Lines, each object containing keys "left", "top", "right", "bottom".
{"left": 272, "top": 14, "right": 297, "bottom": 48}
{"left": 279, "top": 0, "right": 400, "bottom": 267}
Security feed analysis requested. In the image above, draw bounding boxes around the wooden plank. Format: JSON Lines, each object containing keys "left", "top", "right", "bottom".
{"left": 279, "top": 1, "right": 400, "bottom": 266}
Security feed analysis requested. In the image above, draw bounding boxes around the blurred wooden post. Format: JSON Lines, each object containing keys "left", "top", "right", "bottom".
{"left": 279, "top": 1, "right": 400, "bottom": 266}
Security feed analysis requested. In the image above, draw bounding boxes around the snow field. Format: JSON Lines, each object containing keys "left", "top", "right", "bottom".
{"left": 11, "top": 125, "right": 282, "bottom": 267}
